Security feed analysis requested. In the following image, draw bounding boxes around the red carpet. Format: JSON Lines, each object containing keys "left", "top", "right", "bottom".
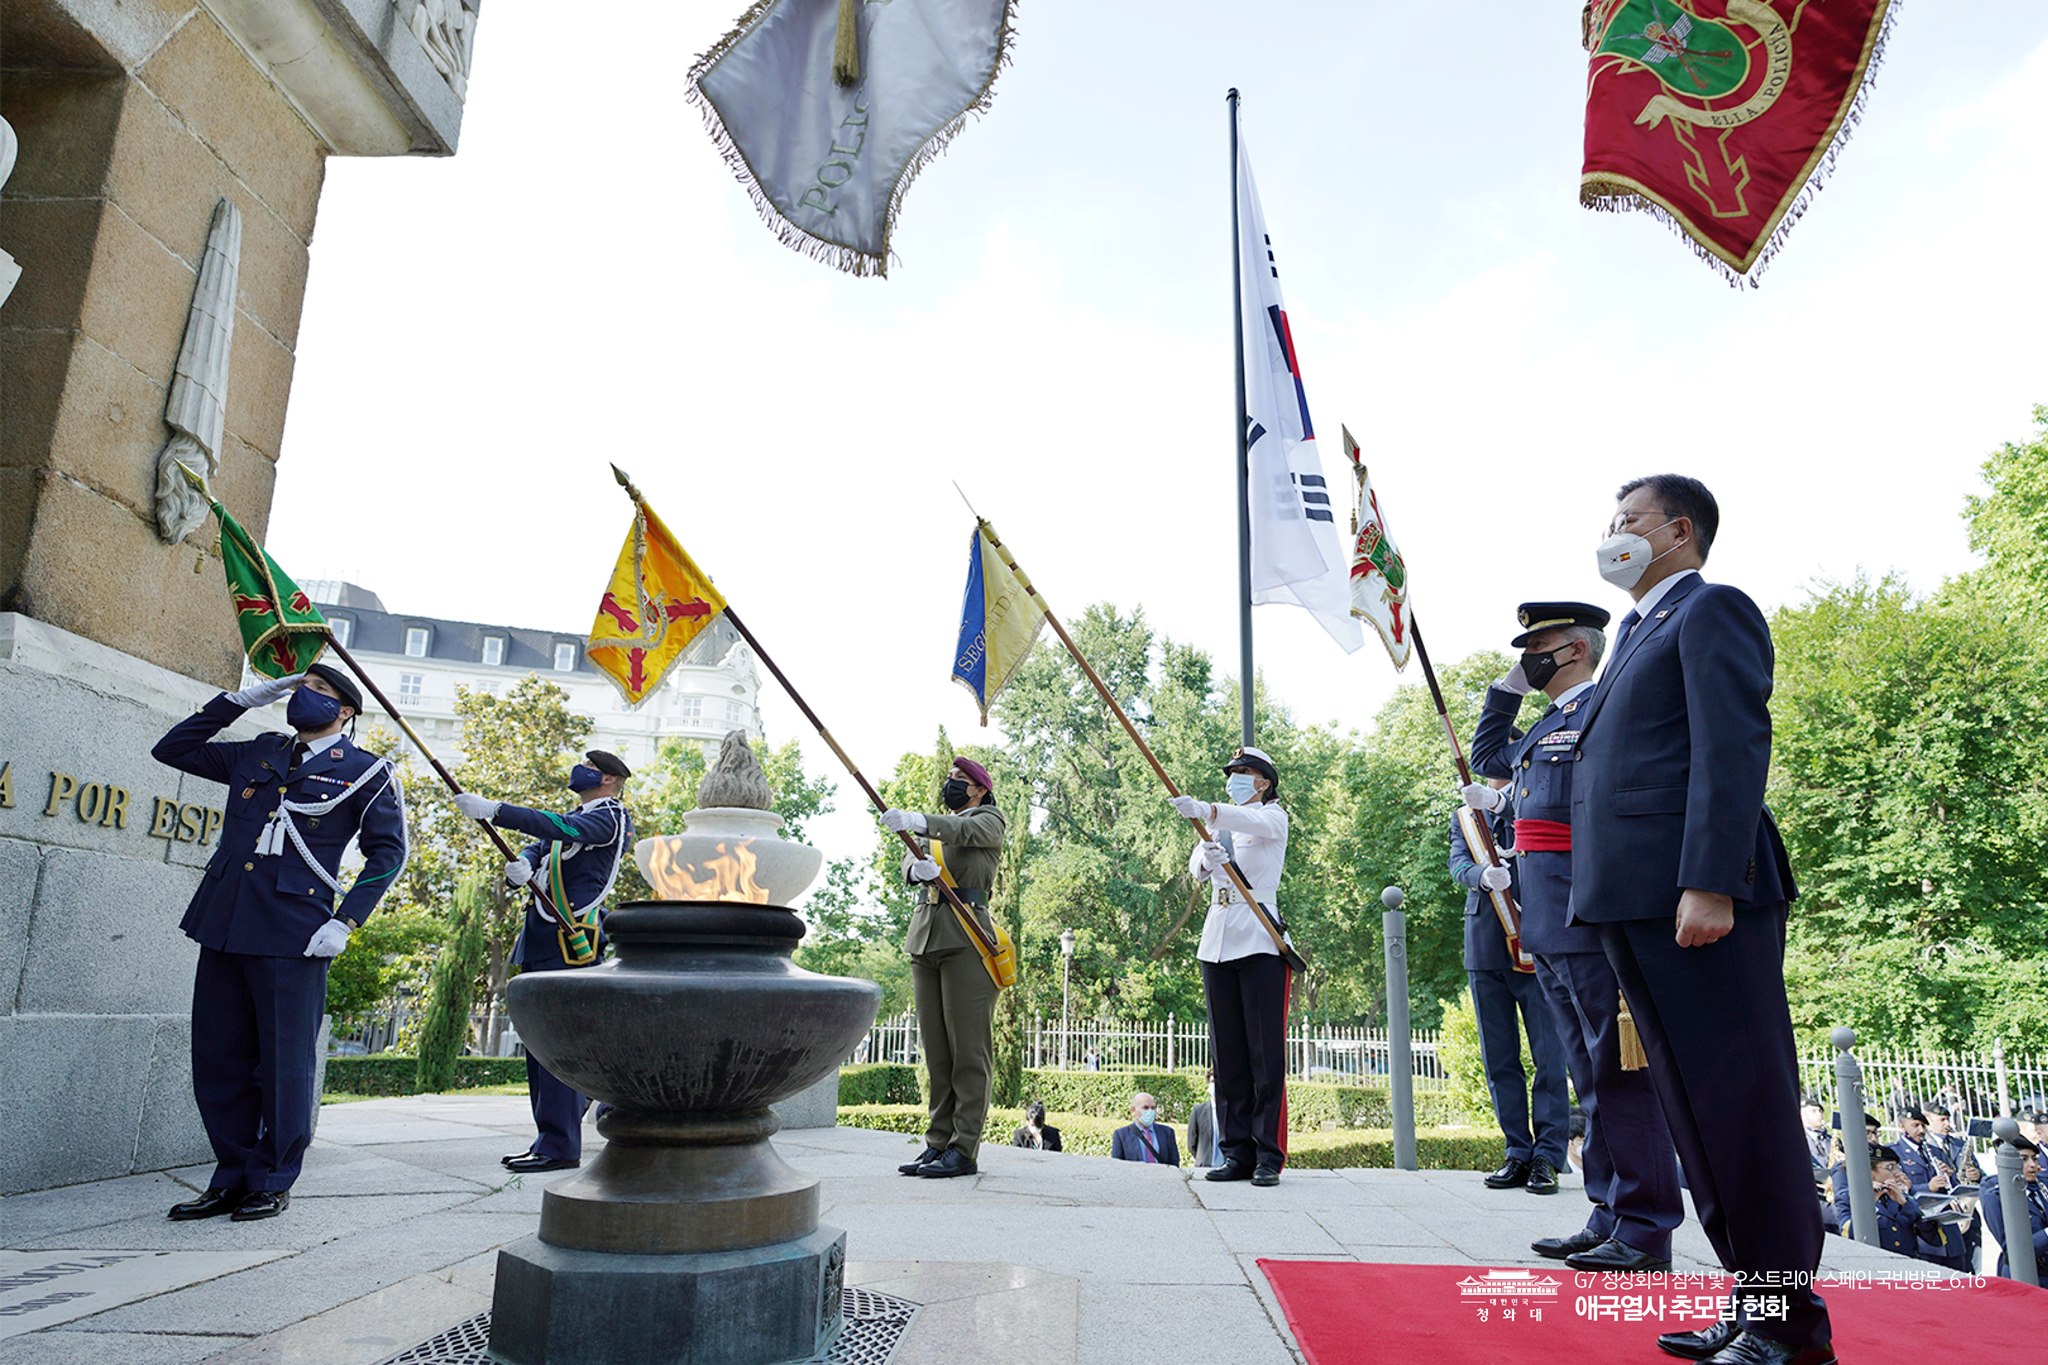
{"left": 1258, "top": 1261, "right": 2047, "bottom": 1363}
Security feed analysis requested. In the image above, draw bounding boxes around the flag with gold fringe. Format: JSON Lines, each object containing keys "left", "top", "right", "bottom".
{"left": 1580, "top": 0, "right": 1900, "bottom": 284}
{"left": 176, "top": 462, "right": 329, "bottom": 679}
{"left": 1342, "top": 428, "right": 1412, "bottom": 671}
{"left": 588, "top": 468, "right": 729, "bottom": 708}
{"left": 951, "top": 520, "right": 1047, "bottom": 725}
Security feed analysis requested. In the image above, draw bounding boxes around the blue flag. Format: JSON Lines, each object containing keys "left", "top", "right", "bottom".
{"left": 950, "top": 522, "right": 1047, "bottom": 726}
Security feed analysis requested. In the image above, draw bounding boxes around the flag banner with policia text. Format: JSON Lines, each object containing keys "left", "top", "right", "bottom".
{"left": 1342, "top": 427, "right": 1411, "bottom": 672}
{"left": 175, "top": 462, "right": 328, "bottom": 679}
{"left": 686, "top": 0, "right": 1015, "bottom": 277}
{"left": 587, "top": 468, "right": 729, "bottom": 708}
{"left": 951, "top": 521, "right": 1048, "bottom": 725}
{"left": 1580, "top": 0, "right": 1900, "bottom": 284}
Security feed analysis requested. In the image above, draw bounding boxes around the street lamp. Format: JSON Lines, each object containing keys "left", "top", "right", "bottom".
{"left": 1059, "top": 928, "right": 1077, "bottom": 1070}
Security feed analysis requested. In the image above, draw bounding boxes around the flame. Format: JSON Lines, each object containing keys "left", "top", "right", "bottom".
{"left": 646, "top": 837, "right": 770, "bottom": 904}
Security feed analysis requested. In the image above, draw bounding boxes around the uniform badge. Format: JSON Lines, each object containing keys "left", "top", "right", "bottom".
{"left": 1560, "top": 700, "right": 1579, "bottom": 714}
{"left": 328, "top": 749, "right": 343, "bottom": 759}
{"left": 1655, "top": 610, "right": 1672, "bottom": 620}
{"left": 241, "top": 787, "right": 254, "bottom": 799}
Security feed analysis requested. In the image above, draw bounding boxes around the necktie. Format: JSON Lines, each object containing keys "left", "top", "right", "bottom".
{"left": 1616, "top": 609, "right": 1641, "bottom": 649}
{"left": 289, "top": 741, "right": 309, "bottom": 773}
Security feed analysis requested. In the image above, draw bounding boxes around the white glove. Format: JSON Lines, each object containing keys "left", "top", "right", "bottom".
{"left": 1498, "top": 661, "right": 1533, "bottom": 696}
{"left": 455, "top": 792, "right": 501, "bottom": 821}
{"left": 224, "top": 672, "right": 306, "bottom": 709}
{"left": 304, "top": 919, "right": 351, "bottom": 958}
{"left": 1169, "top": 794, "right": 1206, "bottom": 820}
{"left": 504, "top": 858, "right": 533, "bottom": 888}
{"left": 1199, "top": 840, "right": 1229, "bottom": 875}
{"left": 1479, "top": 864, "right": 1513, "bottom": 892}
{"left": 1460, "top": 782, "right": 1507, "bottom": 813}
{"left": 908, "top": 857, "right": 942, "bottom": 883}
{"left": 880, "top": 809, "right": 927, "bottom": 835}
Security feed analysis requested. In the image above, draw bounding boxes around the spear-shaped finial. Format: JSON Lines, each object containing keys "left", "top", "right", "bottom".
{"left": 611, "top": 464, "right": 641, "bottom": 502}
{"left": 173, "top": 460, "right": 210, "bottom": 495}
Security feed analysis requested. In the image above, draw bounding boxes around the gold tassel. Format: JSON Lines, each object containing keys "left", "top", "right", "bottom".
{"left": 1618, "top": 990, "right": 1648, "bottom": 1071}
{"left": 833, "top": 0, "right": 861, "bottom": 87}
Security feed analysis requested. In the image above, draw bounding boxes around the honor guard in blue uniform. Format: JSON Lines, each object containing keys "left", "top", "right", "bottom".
{"left": 1447, "top": 784, "right": 1571, "bottom": 1196}
{"left": 456, "top": 751, "right": 633, "bottom": 1174}
{"left": 152, "top": 662, "right": 409, "bottom": 1222}
{"left": 1831, "top": 1144, "right": 1963, "bottom": 1263}
{"left": 1571, "top": 477, "right": 1832, "bottom": 1365}
{"left": 1468, "top": 600, "right": 1684, "bottom": 1274}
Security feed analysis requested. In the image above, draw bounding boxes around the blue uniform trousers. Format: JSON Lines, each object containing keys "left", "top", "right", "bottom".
{"left": 1536, "top": 949, "right": 1683, "bottom": 1257}
{"left": 191, "top": 947, "right": 329, "bottom": 1192}
{"left": 1600, "top": 905, "right": 1830, "bottom": 1353}
{"left": 1468, "top": 967, "right": 1568, "bottom": 1167}
{"left": 520, "top": 961, "right": 589, "bottom": 1160}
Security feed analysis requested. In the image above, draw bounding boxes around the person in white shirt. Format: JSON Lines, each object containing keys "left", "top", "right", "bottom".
{"left": 1170, "top": 746, "right": 1290, "bottom": 1187}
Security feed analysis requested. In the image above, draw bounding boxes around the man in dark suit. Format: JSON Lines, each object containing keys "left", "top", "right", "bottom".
{"left": 1447, "top": 789, "right": 1569, "bottom": 1197}
{"left": 1110, "top": 1092, "right": 1181, "bottom": 1166}
{"left": 152, "top": 663, "right": 409, "bottom": 1222}
{"left": 457, "top": 750, "right": 634, "bottom": 1174}
{"left": 1187, "top": 1068, "right": 1220, "bottom": 1168}
{"left": 1471, "top": 600, "right": 1683, "bottom": 1273}
{"left": 1570, "top": 476, "right": 1833, "bottom": 1365}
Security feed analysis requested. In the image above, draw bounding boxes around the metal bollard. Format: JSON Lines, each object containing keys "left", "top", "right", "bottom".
{"left": 1990, "top": 1116, "right": 2041, "bottom": 1287}
{"left": 1832, "top": 1027, "right": 1878, "bottom": 1246}
{"left": 1382, "top": 886, "right": 1416, "bottom": 1172}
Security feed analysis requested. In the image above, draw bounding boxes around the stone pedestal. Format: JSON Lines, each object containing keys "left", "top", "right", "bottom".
{"left": 490, "top": 1228, "right": 847, "bottom": 1365}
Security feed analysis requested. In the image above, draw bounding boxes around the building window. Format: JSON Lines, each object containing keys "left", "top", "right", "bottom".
{"left": 724, "top": 700, "right": 744, "bottom": 722}
{"left": 553, "top": 642, "right": 577, "bottom": 672}
{"left": 678, "top": 696, "right": 702, "bottom": 722}
{"left": 405, "top": 627, "right": 430, "bottom": 658}
{"left": 399, "top": 673, "right": 423, "bottom": 704}
{"left": 482, "top": 636, "right": 505, "bottom": 666}
{"left": 330, "top": 617, "right": 353, "bottom": 647}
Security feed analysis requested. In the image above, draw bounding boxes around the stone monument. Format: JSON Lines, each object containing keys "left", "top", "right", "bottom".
{"left": 0, "top": 0, "right": 484, "bottom": 1195}
{"left": 488, "top": 734, "right": 880, "bottom": 1365}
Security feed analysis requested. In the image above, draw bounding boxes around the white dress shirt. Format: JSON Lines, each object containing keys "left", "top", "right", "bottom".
{"left": 1189, "top": 799, "right": 1289, "bottom": 963}
{"left": 1622, "top": 567, "right": 1700, "bottom": 640}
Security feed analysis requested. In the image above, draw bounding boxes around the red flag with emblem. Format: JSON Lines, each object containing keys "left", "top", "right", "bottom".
{"left": 1580, "top": 0, "right": 1899, "bottom": 284}
{"left": 586, "top": 474, "right": 728, "bottom": 708}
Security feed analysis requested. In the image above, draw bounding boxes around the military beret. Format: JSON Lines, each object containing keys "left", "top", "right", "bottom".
{"left": 1222, "top": 746, "right": 1278, "bottom": 784}
{"left": 1870, "top": 1143, "right": 1900, "bottom": 1165}
{"left": 303, "top": 661, "right": 363, "bottom": 713}
{"left": 1924, "top": 1102, "right": 1950, "bottom": 1118}
{"left": 1897, "top": 1105, "right": 1927, "bottom": 1123}
{"left": 1511, "top": 601, "right": 1612, "bottom": 648}
{"left": 951, "top": 756, "right": 994, "bottom": 793}
{"left": 586, "top": 749, "right": 631, "bottom": 780}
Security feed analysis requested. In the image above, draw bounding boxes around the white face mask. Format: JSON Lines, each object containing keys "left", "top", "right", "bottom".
{"left": 1595, "top": 518, "right": 1681, "bottom": 590}
{"left": 1225, "top": 773, "right": 1259, "bottom": 804}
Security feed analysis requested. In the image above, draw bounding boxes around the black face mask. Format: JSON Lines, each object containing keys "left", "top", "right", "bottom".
{"left": 940, "top": 778, "right": 971, "bottom": 811}
{"left": 1521, "top": 645, "right": 1573, "bottom": 692}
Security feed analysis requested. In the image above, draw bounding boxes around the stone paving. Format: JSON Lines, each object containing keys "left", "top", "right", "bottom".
{"left": 0, "top": 1095, "right": 1963, "bottom": 1364}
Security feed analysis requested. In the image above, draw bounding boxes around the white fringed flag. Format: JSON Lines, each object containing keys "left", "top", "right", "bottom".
{"left": 688, "top": 0, "right": 1014, "bottom": 277}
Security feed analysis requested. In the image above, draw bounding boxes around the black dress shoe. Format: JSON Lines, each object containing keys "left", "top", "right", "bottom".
{"left": 229, "top": 1191, "right": 290, "bottom": 1221}
{"left": 504, "top": 1154, "right": 579, "bottom": 1173}
{"left": 1659, "top": 1320, "right": 1742, "bottom": 1360}
{"left": 1251, "top": 1166, "right": 1280, "bottom": 1187}
{"left": 501, "top": 1150, "right": 536, "bottom": 1169}
{"left": 1532, "top": 1228, "right": 1607, "bottom": 1260}
{"left": 1700, "top": 1330, "right": 1836, "bottom": 1365}
{"left": 1525, "top": 1157, "right": 1560, "bottom": 1195}
{"left": 1483, "top": 1158, "right": 1532, "bottom": 1189}
{"left": 168, "top": 1188, "right": 248, "bottom": 1221}
{"left": 897, "top": 1146, "right": 943, "bottom": 1176}
{"left": 917, "top": 1148, "right": 977, "bottom": 1179}
{"left": 1204, "top": 1162, "right": 1254, "bottom": 1182}
{"left": 1564, "top": 1237, "right": 1672, "bottom": 1273}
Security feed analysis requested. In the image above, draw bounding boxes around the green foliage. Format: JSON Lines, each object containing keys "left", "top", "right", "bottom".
{"left": 837, "top": 1064, "right": 923, "bottom": 1106}
{"left": 324, "top": 1054, "right": 526, "bottom": 1099}
{"left": 1437, "top": 986, "right": 1522, "bottom": 1129}
{"left": 414, "top": 869, "right": 491, "bottom": 1094}
{"left": 1963, "top": 404, "right": 2048, "bottom": 620}
{"left": 834, "top": 1105, "right": 1503, "bottom": 1170}
{"left": 1014, "top": 1068, "right": 1470, "bottom": 1129}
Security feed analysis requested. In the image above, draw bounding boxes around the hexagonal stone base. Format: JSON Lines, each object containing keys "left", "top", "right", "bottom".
{"left": 487, "top": 1226, "right": 846, "bottom": 1365}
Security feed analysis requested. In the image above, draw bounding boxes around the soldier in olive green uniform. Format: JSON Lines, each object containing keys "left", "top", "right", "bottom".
{"left": 880, "top": 757, "right": 1006, "bottom": 1179}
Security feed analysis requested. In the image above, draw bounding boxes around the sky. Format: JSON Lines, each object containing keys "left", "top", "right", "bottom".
{"left": 271, "top": 3, "right": 2048, "bottom": 870}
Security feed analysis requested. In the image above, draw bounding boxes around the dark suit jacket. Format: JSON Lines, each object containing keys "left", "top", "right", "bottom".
{"left": 1110, "top": 1122, "right": 1180, "bottom": 1166}
{"left": 1011, "top": 1124, "right": 1063, "bottom": 1151}
{"left": 1569, "top": 574, "right": 1795, "bottom": 924}
{"left": 1447, "top": 810, "right": 1520, "bottom": 971}
{"left": 1187, "top": 1101, "right": 1216, "bottom": 1166}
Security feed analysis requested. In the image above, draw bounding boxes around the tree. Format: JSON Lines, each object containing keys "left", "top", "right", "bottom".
{"left": 415, "top": 869, "right": 491, "bottom": 1091}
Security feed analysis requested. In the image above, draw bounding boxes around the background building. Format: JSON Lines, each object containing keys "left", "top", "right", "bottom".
{"left": 289, "top": 580, "right": 765, "bottom": 771}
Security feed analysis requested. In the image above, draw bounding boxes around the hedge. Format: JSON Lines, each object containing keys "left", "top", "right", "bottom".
{"left": 1012, "top": 1068, "right": 1471, "bottom": 1131}
{"left": 325, "top": 1054, "right": 526, "bottom": 1098}
{"left": 838, "top": 1063, "right": 921, "bottom": 1106}
{"left": 836, "top": 1104, "right": 1505, "bottom": 1171}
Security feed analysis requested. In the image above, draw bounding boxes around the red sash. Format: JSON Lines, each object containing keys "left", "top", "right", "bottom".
{"left": 1514, "top": 817, "right": 1571, "bottom": 852}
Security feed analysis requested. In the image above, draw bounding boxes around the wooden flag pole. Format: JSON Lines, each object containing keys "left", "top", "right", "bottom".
{"left": 976, "top": 519, "right": 1307, "bottom": 973}
{"left": 1407, "top": 615, "right": 1533, "bottom": 971}
{"left": 318, "top": 634, "right": 569, "bottom": 925}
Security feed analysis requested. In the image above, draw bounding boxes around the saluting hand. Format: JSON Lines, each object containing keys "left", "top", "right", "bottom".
{"left": 1674, "top": 888, "right": 1734, "bottom": 947}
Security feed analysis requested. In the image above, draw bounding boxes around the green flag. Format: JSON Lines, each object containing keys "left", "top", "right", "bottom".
{"left": 180, "top": 464, "right": 329, "bottom": 678}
